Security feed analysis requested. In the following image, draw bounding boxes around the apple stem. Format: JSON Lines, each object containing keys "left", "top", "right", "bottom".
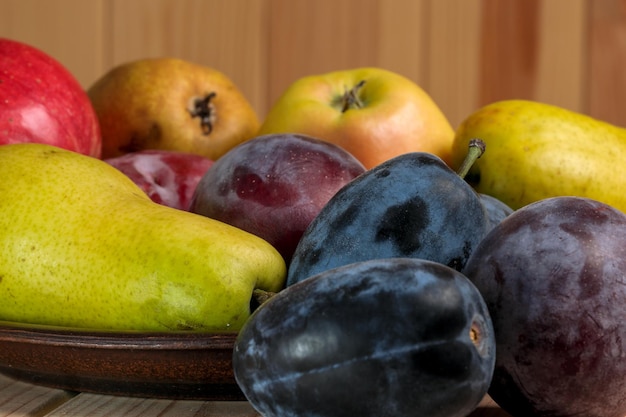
{"left": 456, "top": 138, "right": 486, "bottom": 179}
{"left": 341, "top": 80, "right": 366, "bottom": 112}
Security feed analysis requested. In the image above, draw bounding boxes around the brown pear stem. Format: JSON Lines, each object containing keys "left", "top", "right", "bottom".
{"left": 252, "top": 288, "right": 276, "bottom": 307}
{"left": 188, "top": 92, "right": 217, "bottom": 135}
{"left": 456, "top": 138, "right": 486, "bottom": 179}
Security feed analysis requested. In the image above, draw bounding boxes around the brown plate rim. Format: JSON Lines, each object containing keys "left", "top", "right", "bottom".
{"left": 0, "top": 320, "right": 243, "bottom": 400}
{"left": 0, "top": 320, "right": 239, "bottom": 348}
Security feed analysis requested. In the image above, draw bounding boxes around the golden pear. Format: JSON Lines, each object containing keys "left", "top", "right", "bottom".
{"left": 88, "top": 58, "right": 260, "bottom": 160}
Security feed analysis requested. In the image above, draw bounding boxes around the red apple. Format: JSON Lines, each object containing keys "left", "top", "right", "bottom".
{"left": 105, "top": 150, "right": 213, "bottom": 211}
{"left": 0, "top": 38, "right": 101, "bottom": 157}
{"left": 189, "top": 133, "right": 366, "bottom": 263}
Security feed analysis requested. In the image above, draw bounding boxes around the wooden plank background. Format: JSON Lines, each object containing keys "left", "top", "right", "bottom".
{"left": 0, "top": 0, "right": 624, "bottom": 130}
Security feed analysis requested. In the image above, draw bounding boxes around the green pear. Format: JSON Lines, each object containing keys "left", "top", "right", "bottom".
{"left": 0, "top": 143, "right": 286, "bottom": 332}
{"left": 451, "top": 99, "right": 626, "bottom": 212}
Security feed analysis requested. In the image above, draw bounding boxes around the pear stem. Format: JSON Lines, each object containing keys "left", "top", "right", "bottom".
{"left": 188, "top": 92, "right": 217, "bottom": 135}
{"left": 456, "top": 138, "right": 486, "bottom": 179}
{"left": 252, "top": 288, "right": 276, "bottom": 310}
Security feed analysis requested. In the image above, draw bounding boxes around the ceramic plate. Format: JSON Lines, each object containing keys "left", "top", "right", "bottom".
{"left": 0, "top": 320, "right": 243, "bottom": 400}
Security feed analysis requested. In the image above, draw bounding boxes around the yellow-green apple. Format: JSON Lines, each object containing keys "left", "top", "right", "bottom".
{"left": 189, "top": 133, "right": 366, "bottom": 263}
{"left": 105, "top": 150, "right": 213, "bottom": 211}
{"left": 0, "top": 38, "right": 101, "bottom": 157}
{"left": 258, "top": 67, "right": 455, "bottom": 169}
{"left": 88, "top": 58, "right": 260, "bottom": 160}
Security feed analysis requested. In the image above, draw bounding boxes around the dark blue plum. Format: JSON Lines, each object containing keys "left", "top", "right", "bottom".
{"left": 479, "top": 194, "right": 514, "bottom": 231}
{"left": 287, "top": 152, "right": 490, "bottom": 285}
{"left": 233, "top": 258, "right": 495, "bottom": 417}
{"left": 463, "top": 197, "right": 626, "bottom": 417}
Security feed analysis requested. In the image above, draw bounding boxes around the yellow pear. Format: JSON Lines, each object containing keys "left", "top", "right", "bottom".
{"left": 0, "top": 144, "right": 286, "bottom": 332}
{"left": 451, "top": 100, "right": 626, "bottom": 212}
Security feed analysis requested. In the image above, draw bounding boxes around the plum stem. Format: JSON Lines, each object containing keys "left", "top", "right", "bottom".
{"left": 456, "top": 138, "right": 486, "bottom": 179}
{"left": 341, "top": 80, "right": 366, "bottom": 112}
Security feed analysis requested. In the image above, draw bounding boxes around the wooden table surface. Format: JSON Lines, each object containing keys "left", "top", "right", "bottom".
{"left": 0, "top": 372, "right": 513, "bottom": 417}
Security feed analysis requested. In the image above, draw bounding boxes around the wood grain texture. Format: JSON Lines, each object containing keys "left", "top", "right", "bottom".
{"left": 479, "top": 0, "right": 542, "bottom": 104}
{"left": 426, "top": 0, "right": 483, "bottom": 128}
{"left": 103, "top": 0, "right": 267, "bottom": 117}
{"left": 469, "top": 396, "right": 514, "bottom": 417}
{"left": 588, "top": 0, "right": 626, "bottom": 126}
{"left": 478, "top": 0, "right": 586, "bottom": 115}
{"left": 265, "top": 0, "right": 455, "bottom": 121}
{"left": 0, "top": 374, "right": 511, "bottom": 417}
{"left": 0, "top": 374, "right": 75, "bottom": 416}
{"left": 44, "top": 394, "right": 509, "bottom": 417}
{"left": 2, "top": 0, "right": 626, "bottom": 128}
{"left": 0, "top": 373, "right": 509, "bottom": 417}
{"left": 0, "top": 0, "right": 104, "bottom": 87}
{"left": 377, "top": 0, "right": 429, "bottom": 85}
{"left": 46, "top": 394, "right": 260, "bottom": 417}
{"left": 533, "top": 0, "right": 586, "bottom": 110}
{"left": 265, "top": 0, "right": 382, "bottom": 114}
